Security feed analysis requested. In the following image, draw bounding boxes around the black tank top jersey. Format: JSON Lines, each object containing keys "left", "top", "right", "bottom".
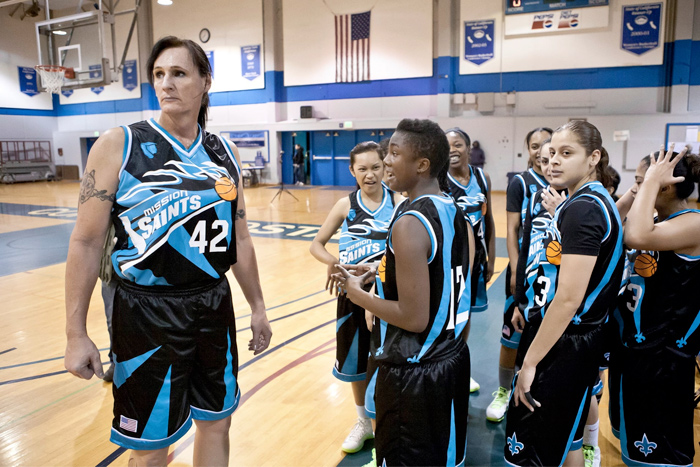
{"left": 338, "top": 186, "right": 398, "bottom": 265}
{"left": 516, "top": 189, "right": 559, "bottom": 322}
{"left": 506, "top": 168, "right": 548, "bottom": 243}
{"left": 540, "top": 181, "right": 624, "bottom": 327}
{"left": 615, "top": 209, "right": 700, "bottom": 356}
{"left": 446, "top": 167, "right": 488, "bottom": 269}
{"left": 371, "top": 194, "right": 471, "bottom": 365}
{"left": 110, "top": 119, "right": 240, "bottom": 286}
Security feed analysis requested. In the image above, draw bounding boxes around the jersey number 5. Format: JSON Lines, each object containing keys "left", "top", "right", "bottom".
{"left": 189, "top": 220, "right": 229, "bottom": 253}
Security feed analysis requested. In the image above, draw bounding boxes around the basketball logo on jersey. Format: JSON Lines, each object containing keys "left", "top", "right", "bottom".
{"left": 215, "top": 177, "right": 238, "bottom": 201}
{"left": 545, "top": 240, "right": 562, "bottom": 265}
{"left": 633, "top": 251, "right": 658, "bottom": 278}
{"left": 529, "top": 184, "right": 537, "bottom": 194}
{"left": 141, "top": 142, "right": 158, "bottom": 159}
{"left": 378, "top": 255, "right": 387, "bottom": 282}
{"left": 348, "top": 209, "right": 356, "bottom": 221}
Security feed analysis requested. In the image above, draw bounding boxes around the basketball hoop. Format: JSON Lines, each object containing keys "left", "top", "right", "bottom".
{"left": 35, "top": 65, "right": 70, "bottom": 94}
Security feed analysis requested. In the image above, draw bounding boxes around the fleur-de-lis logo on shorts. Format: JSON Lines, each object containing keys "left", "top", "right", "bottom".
{"left": 634, "top": 434, "right": 657, "bottom": 457}
{"left": 507, "top": 433, "right": 524, "bottom": 456}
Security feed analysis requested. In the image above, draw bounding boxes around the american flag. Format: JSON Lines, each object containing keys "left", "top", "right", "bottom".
{"left": 335, "top": 11, "right": 371, "bottom": 82}
{"left": 120, "top": 415, "right": 138, "bottom": 432}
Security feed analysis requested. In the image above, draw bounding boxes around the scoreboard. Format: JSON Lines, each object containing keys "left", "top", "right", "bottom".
{"left": 505, "top": 0, "right": 609, "bottom": 15}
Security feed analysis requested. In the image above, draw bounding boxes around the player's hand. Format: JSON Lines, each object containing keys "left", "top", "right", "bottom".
{"left": 645, "top": 144, "right": 687, "bottom": 187}
{"left": 332, "top": 264, "right": 374, "bottom": 304}
{"left": 365, "top": 310, "right": 374, "bottom": 332}
{"left": 485, "top": 262, "right": 495, "bottom": 283}
{"left": 513, "top": 363, "right": 541, "bottom": 412}
{"left": 512, "top": 307, "right": 526, "bottom": 333}
{"left": 325, "top": 262, "right": 341, "bottom": 295}
{"left": 541, "top": 186, "right": 567, "bottom": 216}
{"left": 249, "top": 311, "right": 272, "bottom": 355}
{"left": 342, "top": 263, "right": 377, "bottom": 278}
{"left": 65, "top": 335, "right": 104, "bottom": 380}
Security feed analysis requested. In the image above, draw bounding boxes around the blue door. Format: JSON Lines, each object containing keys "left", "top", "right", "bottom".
{"left": 310, "top": 131, "right": 334, "bottom": 185}
{"left": 280, "top": 132, "right": 293, "bottom": 184}
{"left": 333, "top": 131, "right": 356, "bottom": 187}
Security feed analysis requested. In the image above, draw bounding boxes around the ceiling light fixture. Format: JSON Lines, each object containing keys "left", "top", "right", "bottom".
{"left": 157, "top": 0, "right": 173, "bottom": 5}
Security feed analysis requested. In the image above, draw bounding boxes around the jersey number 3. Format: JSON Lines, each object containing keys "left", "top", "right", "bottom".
{"left": 189, "top": 220, "right": 229, "bottom": 253}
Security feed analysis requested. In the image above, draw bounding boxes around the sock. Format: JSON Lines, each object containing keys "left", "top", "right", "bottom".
{"left": 356, "top": 404, "right": 369, "bottom": 419}
{"left": 499, "top": 365, "right": 515, "bottom": 390}
{"left": 583, "top": 420, "right": 599, "bottom": 447}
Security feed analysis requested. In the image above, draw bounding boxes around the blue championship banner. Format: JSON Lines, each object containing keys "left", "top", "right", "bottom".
{"left": 123, "top": 59, "right": 138, "bottom": 91}
{"left": 621, "top": 3, "right": 661, "bottom": 55}
{"left": 90, "top": 64, "right": 104, "bottom": 95}
{"left": 205, "top": 51, "right": 215, "bottom": 79}
{"left": 18, "top": 67, "right": 39, "bottom": 97}
{"left": 61, "top": 88, "right": 73, "bottom": 98}
{"left": 464, "top": 20, "right": 495, "bottom": 66}
{"left": 506, "top": 0, "right": 608, "bottom": 15}
{"left": 221, "top": 131, "right": 266, "bottom": 148}
{"left": 241, "top": 45, "right": 261, "bottom": 81}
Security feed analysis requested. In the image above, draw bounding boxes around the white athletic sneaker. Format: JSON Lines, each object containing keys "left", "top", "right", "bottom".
{"left": 486, "top": 387, "right": 511, "bottom": 422}
{"left": 470, "top": 377, "right": 480, "bottom": 393}
{"left": 342, "top": 418, "right": 374, "bottom": 453}
{"left": 582, "top": 444, "right": 601, "bottom": 467}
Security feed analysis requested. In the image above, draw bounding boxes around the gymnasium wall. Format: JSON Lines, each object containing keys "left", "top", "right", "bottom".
{"left": 1, "top": 0, "right": 699, "bottom": 194}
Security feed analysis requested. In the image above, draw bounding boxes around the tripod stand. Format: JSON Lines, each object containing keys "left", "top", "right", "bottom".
{"left": 270, "top": 179, "right": 298, "bottom": 202}
{"left": 270, "top": 154, "right": 298, "bottom": 203}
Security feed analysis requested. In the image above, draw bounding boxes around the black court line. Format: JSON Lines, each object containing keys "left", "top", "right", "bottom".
{"left": 236, "top": 298, "right": 336, "bottom": 333}
{"left": 0, "top": 347, "right": 17, "bottom": 355}
{"left": 0, "top": 361, "right": 111, "bottom": 387}
{"left": 95, "top": 318, "right": 335, "bottom": 467}
{"left": 0, "top": 347, "right": 110, "bottom": 371}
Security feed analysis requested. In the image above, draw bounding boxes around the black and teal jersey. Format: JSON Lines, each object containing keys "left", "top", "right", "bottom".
{"left": 338, "top": 186, "right": 398, "bottom": 265}
{"left": 371, "top": 194, "right": 471, "bottom": 365}
{"left": 538, "top": 181, "right": 623, "bottom": 327}
{"left": 519, "top": 189, "right": 560, "bottom": 322}
{"left": 506, "top": 168, "right": 548, "bottom": 236}
{"left": 110, "top": 119, "right": 240, "bottom": 286}
{"left": 446, "top": 167, "right": 489, "bottom": 311}
{"left": 614, "top": 209, "right": 700, "bottom": 356}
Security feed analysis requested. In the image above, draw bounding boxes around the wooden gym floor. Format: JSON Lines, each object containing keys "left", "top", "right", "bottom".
{"left": 0, "top": 180, "right": 698, "bottom": 467}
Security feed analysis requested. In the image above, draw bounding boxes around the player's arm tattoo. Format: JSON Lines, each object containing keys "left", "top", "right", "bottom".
{"left": 79, "top": 170, "right": 116, "bottom": 204}
{"left": 235, "top": 209, "right": 246, "bottom": 220}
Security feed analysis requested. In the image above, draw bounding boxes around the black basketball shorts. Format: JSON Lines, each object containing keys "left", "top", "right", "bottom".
{"left": 333, "top": 291, "right": 371, "bottom": 382}
{"left": 611, "top": 345, "right": 695, "bottom": 467}
{"left": 505, "top": 323, "right": 602, "bottom": 466}
{"left": 110, "top": 277, "right": 239, "bottom": 450}
{"left": 374, "top": 340, "right": 470, "bottom": 467}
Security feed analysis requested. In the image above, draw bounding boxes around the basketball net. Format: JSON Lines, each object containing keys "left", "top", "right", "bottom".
{"left": 35, "top": 65, "right": 66, "bottom": 94}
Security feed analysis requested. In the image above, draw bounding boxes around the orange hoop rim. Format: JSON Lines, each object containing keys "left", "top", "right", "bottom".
{"left": 35, "top": 65, "right": 68, "bottom": 73}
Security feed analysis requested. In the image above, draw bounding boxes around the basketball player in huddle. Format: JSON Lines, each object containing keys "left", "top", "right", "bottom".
{"left": 335, "top": 119, "right": 474, "bottom": 466}
{"left": 609, "top": 146, "right": 700, "bottom": 467}
{"left": 310, "top": 141, "right": 403, "bottom": 453}
{"left": 64, "top": 36, "right": 272, "bottom": 467}
{"left": 444, "top": 127, "right": 496, "bottom": 394}
{"left": 505, "top": 121, "right": 623, "bottom": 467}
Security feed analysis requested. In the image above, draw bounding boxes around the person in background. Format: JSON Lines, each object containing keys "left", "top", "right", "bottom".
{"left": 471, "top": 141, "right": 485, "bottom": 169}
{"left": 293, "top": 143, "right": 305, "bottom": 185}
{"left": 605, "top": 165, "right": 621, "bottom": 201}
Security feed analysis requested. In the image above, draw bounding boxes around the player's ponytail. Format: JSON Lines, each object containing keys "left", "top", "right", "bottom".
{"left": 672, "top": 152, "right": 700, "bottom": 200}
{"left": 596, "top": 147, "right": 612, "bottom": 188}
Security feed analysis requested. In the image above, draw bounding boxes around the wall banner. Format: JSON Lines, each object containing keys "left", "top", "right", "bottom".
{"left": 122, "top": 59, "right": 138, "bottom": 91}
{"left": 18, "top": 67, "right": 39, "bottom": 97}
{"left": 221, "top": 131, "right": 266, "bottom": 148}
{"left": 621, "top": 3, "right": 661, "bottom": 55}
{"left": 89, "top": 64, "right": 104, "bottom": 95}
{"left": 464, "top": 20, "right": 495, "bottom": 65}
{"left": 241, "top": 45, "right": 261, "bottom": 81}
